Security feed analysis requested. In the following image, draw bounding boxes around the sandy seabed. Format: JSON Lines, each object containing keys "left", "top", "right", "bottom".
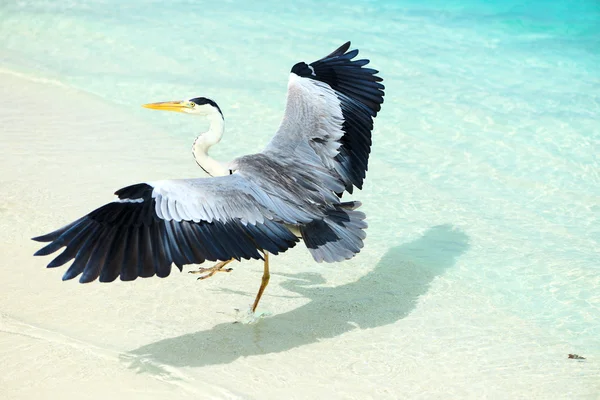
{"left": 1, "top": 72, "right": 598, "bottom": 399}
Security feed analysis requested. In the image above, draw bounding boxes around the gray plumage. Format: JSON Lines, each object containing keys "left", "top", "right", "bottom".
{"left": 33, "top": 41, "right": 384, "bottom": 284}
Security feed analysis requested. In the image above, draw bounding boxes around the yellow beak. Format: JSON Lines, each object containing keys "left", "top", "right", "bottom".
{"left": 142, "top": 100, "right": 190, "bottom": 112}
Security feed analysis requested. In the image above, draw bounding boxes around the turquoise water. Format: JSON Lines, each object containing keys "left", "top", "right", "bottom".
{"left": 1, "top": 0, "right": 599, "bottom": 357}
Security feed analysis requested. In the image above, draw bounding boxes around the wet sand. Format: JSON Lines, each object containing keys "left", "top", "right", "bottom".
{"left": 1, "top": 72, "right": 598, "bottom": 399}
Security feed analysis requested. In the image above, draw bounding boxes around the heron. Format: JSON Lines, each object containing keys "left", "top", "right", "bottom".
{"left": 32, "top": 42, "right": 384, "bottom": 314}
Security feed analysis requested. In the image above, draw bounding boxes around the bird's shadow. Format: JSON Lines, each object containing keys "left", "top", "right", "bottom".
{"left": 123, "top": 224, "right": 469, "bottom": 371}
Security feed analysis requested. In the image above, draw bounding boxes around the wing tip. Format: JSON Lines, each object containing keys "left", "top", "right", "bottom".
{"left": 326, "top": 41, "right": 352, "bottom": 58}
{"left": 33, "top": 248, "right": 50, "bottom": 256}
{"left": 114, "top": 183, "right": 153, "bottom": 200}
{"left": 32, "top": 229, "right": 66, "bottom": 243}
{"left": 62, "top": 272, "right": 77, "bottom": 281}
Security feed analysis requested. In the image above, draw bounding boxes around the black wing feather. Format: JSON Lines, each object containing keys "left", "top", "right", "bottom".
{"left": 100, "top": 227, "right": 128, "bottom": 282}
{"left": 290, "top": 41, "right": 384, "bottom": 194}
{"left": 121, "top": 226, "right": 140, "bottom": 281}
{"left": 33, "top": 183, "right": 299, "bottom": 283}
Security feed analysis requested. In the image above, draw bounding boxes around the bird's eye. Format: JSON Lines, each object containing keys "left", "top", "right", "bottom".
{"left": 189, "top": 102, "right": 196, "bottom": 108}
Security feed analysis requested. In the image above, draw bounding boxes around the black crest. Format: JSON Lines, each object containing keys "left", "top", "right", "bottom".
{"left": 190, "top": 97, "right": 223, "bottom": 117}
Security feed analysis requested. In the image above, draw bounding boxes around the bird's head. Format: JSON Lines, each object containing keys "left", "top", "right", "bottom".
{"left": 142, "top": 97, "right": 223, "bottom": 118}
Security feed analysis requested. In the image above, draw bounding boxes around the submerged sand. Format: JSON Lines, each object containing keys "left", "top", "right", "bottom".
{"left": 1, "top": 72, "right": 598, "bottom": 399}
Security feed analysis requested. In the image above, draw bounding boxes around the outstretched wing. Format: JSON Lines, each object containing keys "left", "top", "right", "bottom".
{"left": 32, "top": 174, "right": 307, "bottom": 283}
{"left": 263, "top": 41, "right": 384, "bottom": 195}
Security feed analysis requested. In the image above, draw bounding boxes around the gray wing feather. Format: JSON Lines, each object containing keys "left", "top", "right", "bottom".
{"left": 264, "top": 43, "right": 384, "bottom": 194}
{"left": 32, "top": 43, "right": 382, "bottom": 284}
{"left": 32, "top": 175, "right": 308, "bottom": 283}
{"left": 265, "top": 75, "right": 345, "bottom": 171}
{"left": 150, "top": 171, "right": 319, "bottom": 226}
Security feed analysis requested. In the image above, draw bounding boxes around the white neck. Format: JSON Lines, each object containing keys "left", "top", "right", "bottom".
{"left": 192, "top": 111, "right": 229, "bottom": 177}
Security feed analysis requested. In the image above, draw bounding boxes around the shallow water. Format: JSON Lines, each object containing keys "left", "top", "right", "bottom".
{"left": 1, "top": 0, "right": 599, "bottom": 398}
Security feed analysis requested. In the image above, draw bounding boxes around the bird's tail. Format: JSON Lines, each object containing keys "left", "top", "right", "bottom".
{"left": 300, "top": 201, "right": 367, "bottom": 263}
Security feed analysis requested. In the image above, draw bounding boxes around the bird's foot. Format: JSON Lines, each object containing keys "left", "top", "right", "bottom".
{"left": 233, "top": 305, "right": 272, "bottom": 324}
{"left": 189, "top": 259, "right": 234, "bottom": 280}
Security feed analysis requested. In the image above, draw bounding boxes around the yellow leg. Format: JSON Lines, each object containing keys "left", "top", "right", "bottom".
{"left": 251, "top": 252, "right": 270, "bottom": 312}
{"left": 189, "top": 258, "right": 234, "bottom": 280}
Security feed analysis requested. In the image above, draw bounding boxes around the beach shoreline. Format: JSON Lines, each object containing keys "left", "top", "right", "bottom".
{"left": 1, "top": 71, "right": 598, "bottom": 399}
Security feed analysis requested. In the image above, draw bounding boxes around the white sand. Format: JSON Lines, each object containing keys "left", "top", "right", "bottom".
{"left": 1, "top": 73, "right": 598, "bottom": 399}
